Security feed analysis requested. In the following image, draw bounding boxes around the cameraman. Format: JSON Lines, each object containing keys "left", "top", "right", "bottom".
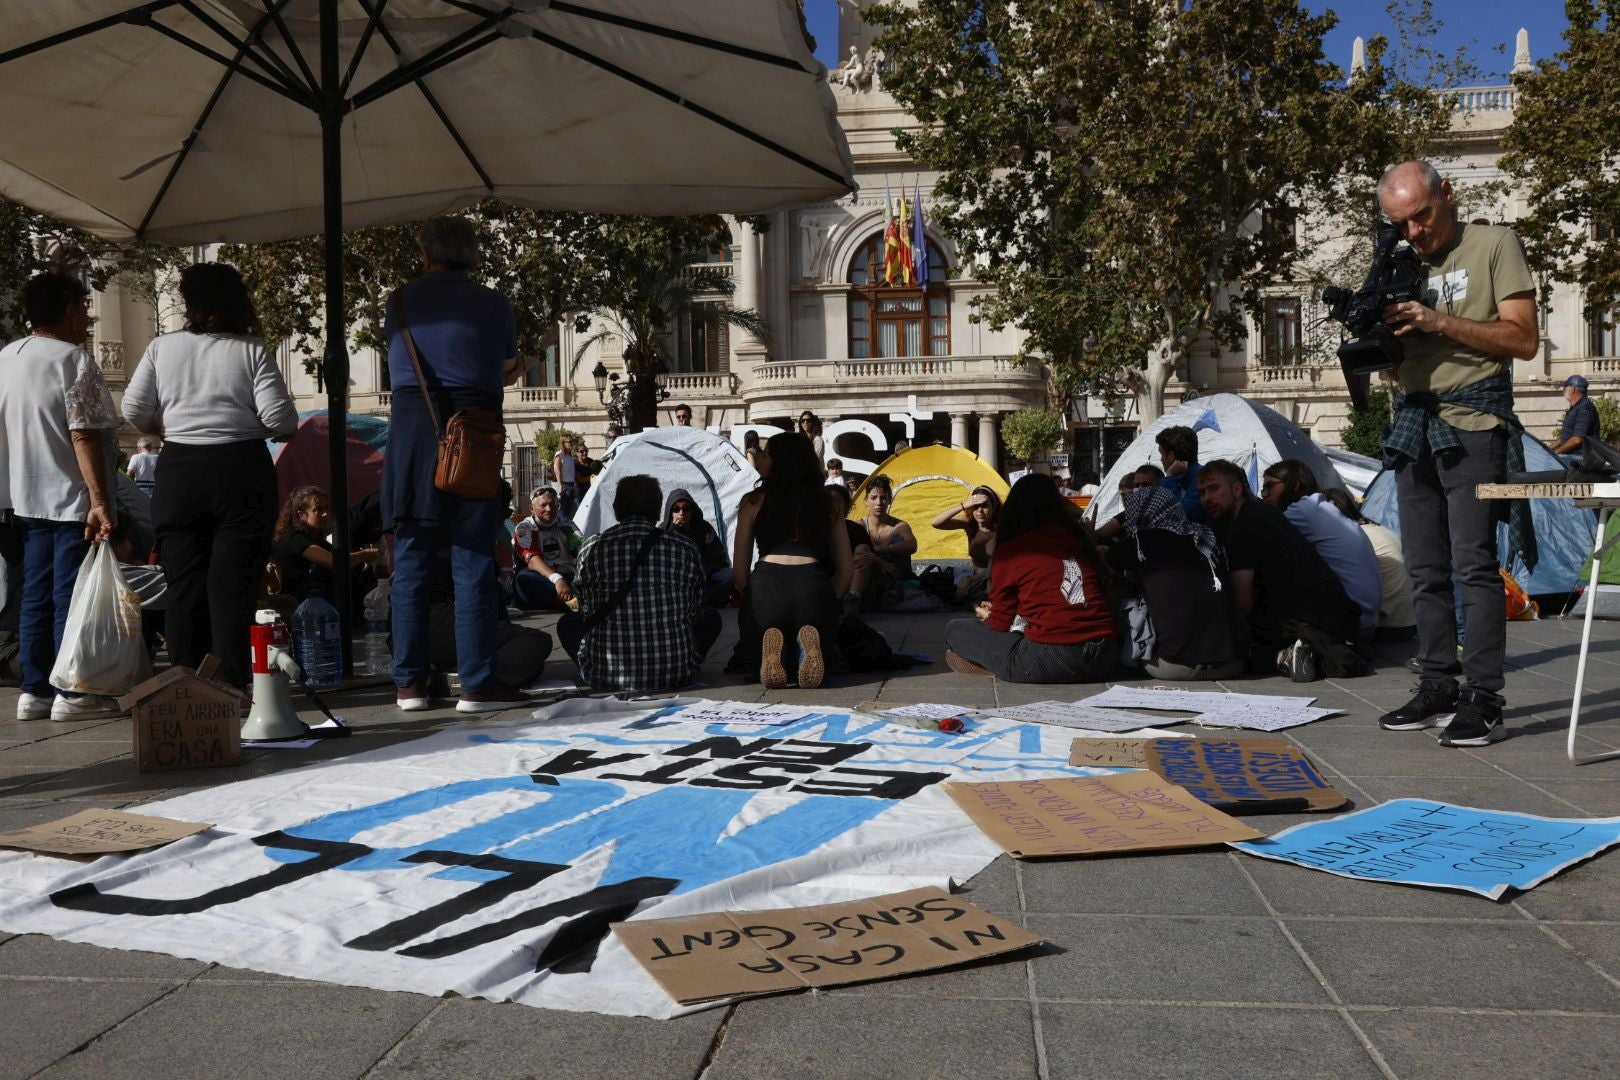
{"left": 1376, "top": 160, "right": 1538, "bottom": 748}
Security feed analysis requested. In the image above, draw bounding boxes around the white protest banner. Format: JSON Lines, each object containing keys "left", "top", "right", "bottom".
{"left": 1192, "top": 706, "right": 1342, "bottom": 732}
{"left": 1232, "top": 799, "right": 1620, "bottom": 899}
{"left": 985, "top": 701, "right": 1172, "bottom": 732}
{"left": 663, "top": 702, "right": 819, "bottom": 726}
{"left": 1079, "top": 686, "right": 1319, "bottom": 714}
{"left": 0, "top": 698, "right": 1114, "bottom": 1019}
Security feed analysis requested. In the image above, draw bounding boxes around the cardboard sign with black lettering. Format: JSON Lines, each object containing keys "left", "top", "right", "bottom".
{"left": 1066, "top": 738, "right": 1154, "bottom": 768}
{"left": 119, "top": 665, "right": 242, "bottom": 772}
{"left": 1142, "top": 737, "right": 1348, "bottom": 813}
{"left": 945, "top": 773, "right": 1263, "bottom": 858}
{"left": 613, "top": 886, "right": 1044, "bottom": 1005}
{"left": 0, "top": 809, "right": 211, "bottom": 857}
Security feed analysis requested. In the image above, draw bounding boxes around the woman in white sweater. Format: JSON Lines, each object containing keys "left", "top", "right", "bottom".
{"left": 122, "top": 263, "right": 298, "bottom": 688}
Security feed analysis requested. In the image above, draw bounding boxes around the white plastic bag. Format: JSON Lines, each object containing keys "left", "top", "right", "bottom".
{"left": 49, "top": 543, "right": 152, "bottom": 696}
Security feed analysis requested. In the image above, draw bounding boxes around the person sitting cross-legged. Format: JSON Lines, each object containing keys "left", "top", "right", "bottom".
{"left": 943, "top": 474, "right": 1119, "bottom": 683}
{"left": 1109, "top": 486, "right": 1244, "bottom": 680}
{"left": 512, "top": 486, "right": 583, "bottom": 612}
{"left": 1198, "top": 459, "right": 1362, "bottom": 681}
{"left": 555, "top": 475, "right": 719, "bottom": 693}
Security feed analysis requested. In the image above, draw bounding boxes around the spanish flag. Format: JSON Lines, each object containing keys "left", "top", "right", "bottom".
{"left": 883, "top": 183, "right": 903, "bottom": 286}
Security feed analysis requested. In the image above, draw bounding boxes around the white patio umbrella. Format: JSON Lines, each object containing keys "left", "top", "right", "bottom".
{"left": 0, "top": 0, "right": 855, "bottom": 659}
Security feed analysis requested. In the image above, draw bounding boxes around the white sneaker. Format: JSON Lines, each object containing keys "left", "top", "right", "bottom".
{"left": 16, "top": 692, "right": 52, "bottom": 721}
{"left": 50, "top": 693, "right": 124, "bottom": 721}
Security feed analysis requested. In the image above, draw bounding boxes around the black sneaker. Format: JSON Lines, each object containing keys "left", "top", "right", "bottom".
{"left": 1378, "top": 681, "right": 1459, "bottom": 731}
{"left": 1439, "top": 689, "right": 1507, "bottom": 747}
{"left": 1279, "top": 640, "right": 1320, "bottom": 683}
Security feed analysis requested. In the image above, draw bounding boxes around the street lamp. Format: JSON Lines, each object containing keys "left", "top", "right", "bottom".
{"left": 591, "top": 358, "right": 671, "bottom": 430}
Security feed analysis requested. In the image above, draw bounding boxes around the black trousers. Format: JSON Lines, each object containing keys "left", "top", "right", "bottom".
{"left": 152, "top": 440, "right": 277, "bottom": 687}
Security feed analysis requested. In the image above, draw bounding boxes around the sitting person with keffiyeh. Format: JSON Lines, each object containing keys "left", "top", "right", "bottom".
{"left": 1108, "top": 486, "right": 1244, "bottom": 681}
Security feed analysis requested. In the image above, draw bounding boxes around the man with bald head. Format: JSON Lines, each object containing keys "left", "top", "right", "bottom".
{"left": 1374, "top": 160, "right": 1538, "bottom": 747}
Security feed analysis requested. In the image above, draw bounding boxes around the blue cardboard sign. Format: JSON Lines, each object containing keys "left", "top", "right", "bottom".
{"left": 1232, "top": 799, "right": 1620, "bottom": 899}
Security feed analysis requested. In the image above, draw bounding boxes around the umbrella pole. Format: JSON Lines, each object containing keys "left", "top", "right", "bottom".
{"left": 319, "top": 0, "right": 354, "bottom": 677}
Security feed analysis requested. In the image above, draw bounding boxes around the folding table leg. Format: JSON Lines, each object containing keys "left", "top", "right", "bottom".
{"left": 1569, "top": 506, "right": 1620, "bottom": 764}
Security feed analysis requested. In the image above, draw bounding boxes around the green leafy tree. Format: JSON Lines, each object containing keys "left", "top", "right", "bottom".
{"left": 576, "top": 218, "right": 769, "bottom": 432}
{"left": 1339, "top": 387, "right": 1394, "bottom": 458}
{"left": 1000, "top": 409, "right": 1065, "bottom": 468}
{"left": 1501, "top": 1, "right": 1620, "bottom": 330}
{"left": 1592, "top": 396, "right": 1620, "bottom": 444}
{"left": 869, "top": 1, "right": 1451, "bottom": 423}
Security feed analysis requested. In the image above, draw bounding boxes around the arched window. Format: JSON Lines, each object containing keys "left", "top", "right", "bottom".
{"left": 847, "top": 232, "right": 949, "bottom": 358}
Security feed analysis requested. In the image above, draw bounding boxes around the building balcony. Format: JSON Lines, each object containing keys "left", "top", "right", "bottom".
{"left": 663, "top": 371, "right": 739, "bottom": 396}
{"left": 744, "top": 354, "right": 1043, "bottom": 414}
{"left": 1250, "top": 362, "right": 1325, "bottom": 388}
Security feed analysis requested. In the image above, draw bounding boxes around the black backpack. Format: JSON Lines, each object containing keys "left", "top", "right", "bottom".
{"left": 837, "top": 616, "right": 920, "bottom": 672}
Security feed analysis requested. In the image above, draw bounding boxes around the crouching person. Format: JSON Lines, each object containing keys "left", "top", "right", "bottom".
{"left": 556, "top": 475, "right": 719, "bottom": 693}
{"left": 943, "top": 474, "right": 1118, "bottom": 682}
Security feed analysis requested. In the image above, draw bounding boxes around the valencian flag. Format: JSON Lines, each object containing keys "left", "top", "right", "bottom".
{"left": 912, "top": 185, "right": 928, "bottom": 286}
{"left": 894, "top": 187, "right": 916, "bottom": 285}
{"left": 883, "top": 181, "right": 905, "bottom": 285}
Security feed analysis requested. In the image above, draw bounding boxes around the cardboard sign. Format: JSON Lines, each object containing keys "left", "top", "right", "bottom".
{"left": 1066, "top": 738, "right": 1154, "bottom": 768}
{"left": 613, "top": 886, "right": 1043, "bottom": 1004}
{"left": 1142, "top": 738, "right": 1348, "bottom": 813}
{"left": 122, "top": 665, "right": 243, "bottom": 772}
{"left": 945, "top": 773, "right": 1263, "bottom": 858}
{"left": 0, "top": 809, "right": 211, "bottom": 857}
{"left": 1233, "top": 799, "right": 1620, "bottom": 900}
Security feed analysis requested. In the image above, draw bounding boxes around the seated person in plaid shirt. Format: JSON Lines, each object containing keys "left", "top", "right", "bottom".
{"left": 555, "top": 475, "right": 721, "bottom": 692}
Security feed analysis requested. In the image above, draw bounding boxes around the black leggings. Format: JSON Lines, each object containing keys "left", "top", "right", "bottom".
{"left": 736, "top": 561, "right": 839, "bottom": 671}
{"left": 152, "top": 440, "right": 276, "bottom": 687}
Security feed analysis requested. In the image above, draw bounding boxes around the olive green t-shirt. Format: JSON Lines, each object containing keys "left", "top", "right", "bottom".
{"left": 1395, "top": 221, "right": 1536, "bottom": 431}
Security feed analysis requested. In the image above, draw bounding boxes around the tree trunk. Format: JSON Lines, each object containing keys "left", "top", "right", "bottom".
{"left": 625, "top": 354, "right": 661, "bottom": 433}
{"left": 1135, "top": 344, "right": 1176, "bottom": 427}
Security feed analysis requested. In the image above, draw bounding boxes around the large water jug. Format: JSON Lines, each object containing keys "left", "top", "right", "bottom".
{"left": 291, "top": 590, "right": 343, "bottom": 690}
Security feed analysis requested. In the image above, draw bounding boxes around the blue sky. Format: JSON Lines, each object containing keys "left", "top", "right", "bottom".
{"left": 803, "top": 1, "right": 1572, "bottom": 83}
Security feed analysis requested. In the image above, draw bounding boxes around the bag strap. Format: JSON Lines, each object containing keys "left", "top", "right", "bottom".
{"left": 394, "top": 296, "right": 443, "bottom": 435}
{"left": 582, "top": 525, "right": 662, "bottom": 632}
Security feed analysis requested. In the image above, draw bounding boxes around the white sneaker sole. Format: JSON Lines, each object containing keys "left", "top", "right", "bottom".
{"left": 398, "top": 697, "right": 431, "bottom": 712}
{"left": 456, "top": 699, "right": 524, "bottom": 713}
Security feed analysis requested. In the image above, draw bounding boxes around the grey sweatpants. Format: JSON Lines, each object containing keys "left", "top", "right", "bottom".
{"left": 945, "top": 617, "right": 1117, "bottom": 683}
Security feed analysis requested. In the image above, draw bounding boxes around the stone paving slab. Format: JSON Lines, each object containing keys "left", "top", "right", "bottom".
{"left": 0, "top": 611, "right": 1617, "bottom": 1078}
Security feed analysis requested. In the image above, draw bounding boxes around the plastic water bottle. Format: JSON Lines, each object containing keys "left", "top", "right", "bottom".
{"left": 291, "top": 590, "right": 343, "bottom": 689}
{"left": 363, "top": 618, "right": 390, "bottom": 676}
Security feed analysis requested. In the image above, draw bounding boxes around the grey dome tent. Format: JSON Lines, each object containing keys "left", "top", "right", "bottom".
{"left": 573, "top": 426, "right": 759, "bottom": 548}
{"left": 1088, "top": 394, "right": 1349, "bottom": 524}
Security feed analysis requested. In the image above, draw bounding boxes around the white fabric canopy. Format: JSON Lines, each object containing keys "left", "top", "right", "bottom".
{"left": 0, "top": 1, "right": 855, "bottom": 244}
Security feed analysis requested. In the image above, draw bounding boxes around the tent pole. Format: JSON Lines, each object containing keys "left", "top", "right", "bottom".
{"left": 319, "top": 0, "right": 353, "bottom": 675}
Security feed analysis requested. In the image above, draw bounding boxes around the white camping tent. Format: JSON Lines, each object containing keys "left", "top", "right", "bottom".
{"left": 574, "top": 426, "right": 759, "bottom": 549}
{"left": 1088, "top": 394, "right": 1349, "bottom": 523}
{"left": 1324, "top": 446, "right": 1382, "bottom": 501}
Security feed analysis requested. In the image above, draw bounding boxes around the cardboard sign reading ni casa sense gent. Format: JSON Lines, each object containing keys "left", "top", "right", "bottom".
{"left": 945, "top": 773, "right": 1262, "bottom": 858}
{"left": 1143, "top": 737, "right": 1348, "bottom": 813}
{"left": 0, "top": 809, "right": 211, "bottom": 857}
{"left": 613, "top": 886, "right": 1044, "bottom": 1005}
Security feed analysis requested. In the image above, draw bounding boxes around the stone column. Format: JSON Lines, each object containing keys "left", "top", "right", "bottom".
{"left": 950, "top": 413, "right": 969, "bottom": 449}
{"left": 732, "top": 218, "right": 767, "bottom": 361}
{"left": 977, "top": 412, "right": 999, "bottom": 472}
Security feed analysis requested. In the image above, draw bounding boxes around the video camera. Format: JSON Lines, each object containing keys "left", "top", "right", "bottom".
{"left": 1321, "top": 221, "right": 1426, "bottom": 411}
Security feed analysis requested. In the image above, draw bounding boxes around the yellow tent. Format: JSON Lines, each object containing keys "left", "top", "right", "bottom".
{"left": 848, "top": 445, "right": 1010, "bottom": 560}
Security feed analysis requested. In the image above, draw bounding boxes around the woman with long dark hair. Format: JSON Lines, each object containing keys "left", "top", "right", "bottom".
{"left": 944, "top": 473, "right": 1119, "bottom": 682}
{"left": 122, "top": 262, "right": 298, "bottom": 687}
{"left": 732, "top": 432, "right": 852, "bottom": 688}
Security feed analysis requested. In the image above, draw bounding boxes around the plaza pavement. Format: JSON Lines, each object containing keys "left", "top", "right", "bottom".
{"left": 1, "top": 608, "right": 1618, "bottom": 1080}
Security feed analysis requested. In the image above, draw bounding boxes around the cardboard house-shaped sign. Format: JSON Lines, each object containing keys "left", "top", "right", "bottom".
{"left": 118, "top": 658, "right": 242, "bottom": 773}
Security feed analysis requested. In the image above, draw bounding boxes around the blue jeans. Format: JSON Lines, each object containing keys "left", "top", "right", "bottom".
{"left": 17, "top": 518, "right": 90, "bottom": 697}
{"left": 392, "top": 497, "right": 501, "bottom": 692}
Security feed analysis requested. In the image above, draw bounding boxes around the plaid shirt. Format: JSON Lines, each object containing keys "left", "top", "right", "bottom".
{"left": 1380, "top": 372, "right": 1536, "bottom": 572}
{"left": 574, "top": 517, "right": 705, "bottom": 692}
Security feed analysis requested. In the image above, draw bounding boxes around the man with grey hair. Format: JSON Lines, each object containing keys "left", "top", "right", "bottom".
{"left": 383, "top": 216, "right": 527, "bottom": 714}
{"left": 1374, "top": 160, "right": 1538, "bottom": 747}
{"left": 126, "top": 437, "right": 160, "bottom": 497}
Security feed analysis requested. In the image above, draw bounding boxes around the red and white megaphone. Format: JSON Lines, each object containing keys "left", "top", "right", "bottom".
{"left": 243, "top": 610, "right": 310, "bottom": 741}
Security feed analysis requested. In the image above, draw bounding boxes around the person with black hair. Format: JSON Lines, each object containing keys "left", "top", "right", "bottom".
{"left": 732, "top": 432, "right": 852, "bottom": 688}
{"left": 0, "top": 272, "right": 122, "bottom": 719}
{"left": 122, "top": 262, "right": 298, "bottom": 690}
{"left": 854, "top": 473, "right": 919, "bottom": 609}
{"left": 1155, "top": 425, "right": 1209, "bottom": 524}
{"left": 662, "top": 487, "right": 732, "bottom": 604}
{"left": 943, "top": 474, "right": 1119, "bottom": 682}
{"left": 1260, "top": 459, "right": 1381, "bottom": 641}
{"left": 1197, "top": 459, "right": 1360, "bottom": 681}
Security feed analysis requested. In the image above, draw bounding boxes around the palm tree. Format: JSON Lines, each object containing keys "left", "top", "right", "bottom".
{"left": 575, "top": 254, "right": 769, "bottom": 432}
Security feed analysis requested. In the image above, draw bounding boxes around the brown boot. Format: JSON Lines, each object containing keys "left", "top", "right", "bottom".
{"left": 946, "top": 649, "right": 993, "bottom": 677}
{"left": 797, "top": 626, "right": 824, "bottom": 689}
{"left": 760, "top": 628, "right": 787, "bottom": 689}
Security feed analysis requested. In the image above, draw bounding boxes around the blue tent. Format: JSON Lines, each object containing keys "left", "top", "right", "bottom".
{"left": 1361, "top": 433, "right": 1596, "bottom": 595}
